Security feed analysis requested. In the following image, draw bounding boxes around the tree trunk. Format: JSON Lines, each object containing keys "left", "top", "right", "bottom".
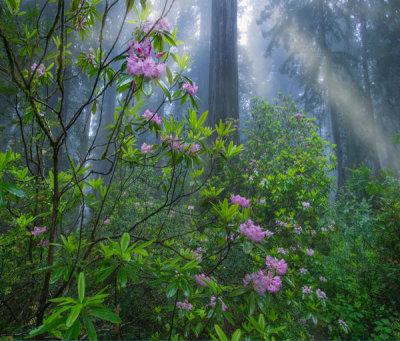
{"left": 208, "top": 0, "right": 239, "bottom": 142}
{"left": 359, "top": 1, "right": 380, "bottom": 174}
{"left": 319, "top": 0, "right": 344, "bottom": 188}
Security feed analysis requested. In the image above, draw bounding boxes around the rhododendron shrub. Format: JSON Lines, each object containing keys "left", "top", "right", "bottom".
{"left": 0, "top": 2, "right": 379, "bottom": 340}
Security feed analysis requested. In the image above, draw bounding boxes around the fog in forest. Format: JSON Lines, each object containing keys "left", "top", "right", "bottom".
{"left": 1, "top": 1, "right": 400, "bottom": 339}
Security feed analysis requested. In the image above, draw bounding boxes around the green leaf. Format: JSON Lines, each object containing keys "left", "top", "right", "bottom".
{"left": 27, "top": 317, "right": 66, "bottom": 338}
{"left": 166, "top": 66, "right": 173, "bottom": 85}
{"left": 66, "top": 304, "right": 81, "bottom": 328}
{"left": 117, "top": 266, "right": 128, "bottom": 288}
{"left": 0, "top": 182, "right": 25, "bottom": 197}
{"left": 166, "top": 280, "right": 178, "bottom": 298}
{"left": 95, "top": 264, "right": 118, "bottom": 283}
{"left": 142, "top": 80, "right": 153, "bottom": 97}
{"left": 126, "top": 0, "right": 135, "bottom": 12}
{"left": 64, "top": 319, "right": 80, "bottom": 340}
{"left": 90, "top": 308, "right": 121, "bottom": 323}
{"left": 243, "top": 240, "right": 252, "bottom": 254}
{"left": 120, "top": 233, "right": 130, "bottom": 252}
{"left": 78, "top": 272, "right": 85, "bottom": 303}
{"left": 231, "top": 329, "right": 242, "bottom": 341}
{"left": 82, "top": 312, "right": 97, "bottom": 341}
{"left": 214, "top": 324, "right": 228, "bottom": 341}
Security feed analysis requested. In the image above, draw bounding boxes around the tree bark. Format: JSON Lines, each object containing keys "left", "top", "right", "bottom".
{"left": 208, "top": 0, "right": 239, "bottom": 142}
{"left": 319, "top": 0, "right": 344, "bottom": 188}
{"left": 359, "top": 1, "right": 380, "bottom": 174}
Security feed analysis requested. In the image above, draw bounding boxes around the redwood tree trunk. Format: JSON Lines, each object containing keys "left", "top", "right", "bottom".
{"left": 208, "top": 0, "right": 239, "bottom": 142}
{"left": 319, "top": 0, "right": 344, "bottom": 188}
{"left": 359, "top": 1, "right": 380, "bottom": 173}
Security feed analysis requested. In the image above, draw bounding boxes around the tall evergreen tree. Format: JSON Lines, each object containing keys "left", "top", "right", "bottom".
{"left": 208, "top": 0, "right": 239, "bottom": 141}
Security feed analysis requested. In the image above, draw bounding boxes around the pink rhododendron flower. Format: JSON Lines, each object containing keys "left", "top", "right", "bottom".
{"left": 126, "top": 38, "right": 165, "bottom": 79}
{"left": 181, "top": 81, "right": 198, "bottom": 96}
{"left": 319, "top": 276, "right": 327, "bottom": 282}
{"left": 143, "top": 17, "right": 170, "bottom": 33}
{"left": 191, "top": 249, "right": 202, "bottom": 261}
{"left": 31, "top": 63, "right": 45, "bottom": 76}
{"left": 265, "top": 230, "right": 274, "bottom": 237}
{"left": 85, "top": 51, "right": 95, "bottom": 64}
{"left": 259, "top": 198, "right": 266, "bottom": 204}
{"left": 155, "top": 52, "right": 163, "bottom": 58}
{"left": 243, "top": 270, "right": 282, "bottom": 295}
{"left": 188, "top": 144, "right": 200, "bottom": 155}
{"left": 306, "top": 248, "right": 314, "bottom": 256}
{"left": 300, "top": 267, "right": 308, "bottom": 274}
{"left": 141, "top": 143, "right": 154, "bottom": 154}
{"left": 265, "top": 256, "right": 288, "bottom": 275}
{"left": 302, "top": 286, "right": 312, "bottom": 294}
{"left": 294, "top": 113, "right": 303, "bottom": 118}
{"left": 74, "top": 15, "right": 87, "bottom": 30}
{"left": 187, "top": 205, "right": 194, "bottom": 210}
{"left": 103, "top": 218, "right": 110, "bottom": 224}
{"left": 240, "top": 219, "right": 267, "bottom": 242}
{"left": 195, "top": 274, "right": 211, "bottom": 287}
{"left": 316, "top": 288, "right": 327, "bottom": 299}
{"left": 277, "top": 247, "right": 288, "bottom": 255}
{"left": 209, "top": 296, "right": 227, "bottom": 311}
{"left": 31, "top": 226, "right": 47, "bottom": 236}
{"left": 230, "top": 194, "right": 250, "bottom": 208}
{"left": 302, "top": 201, "right": 310, "bottom": 207}
{"left": 176, "top": 298, "right": 192, "bottom": 310}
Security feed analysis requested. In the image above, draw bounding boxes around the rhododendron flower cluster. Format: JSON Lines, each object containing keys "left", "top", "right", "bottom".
{"left": 160, "top": 135, "right": 201, "bottom": 157}
{"left": 264, "top": 230, "right": 274, "bottom": 237}
{"left": 209, "top": 296, "right": 227, "bottom": 311}
{"left": 294, "top": 113, "right": 304, "bottom": 118}
{"left": 143, "top": 18, "right": 170, "bottom": 34}
{"left": 142, "top": 109, "right": 162, "bottom": 126}
{"left": 31, "top": 226, "right": 47, "bottom": 236}
{"left": 300, "top": 267, "right": 308, "bottom": 274}
{"left": 265, "top": 256, "right": 288, "bottom": 275}
{"left": 277, "top": 247, "right": 289, "bottom": 255}
{"left": 195, "top": 274, "right": 211, "bottom": 287}
{"left": 181, "top": 81, "right": 198, "bottom": 96}
{"left": 141, "top": 143, "right": 154, "bottom": 154}
{"left": 84, "top": 50, "right": 95, "bottom": 64}
{"left": 302, "top": 286, "right": 312, "bottom": 294}
{"left": 316, "top": 288, "right": 327, "bottom": 299}
{"left": 319, "top": 276, "right": 327, "bottom": 282}
{"left": 243, "top": 270, "right": 282, "bottom": 295}
{"left": 302, "top": 201, "right": 310, "bottom": 207}
{"left": 31, "top": 63, "right": 45, "bottom": 76}
{"left": 187, "top": 144, "right": 200, "bottom": 155}
{"left": 240, "top": 219, "right": 267, "bottom": 242}
{"left": 230, "top": 194, "right": 250, "bottom": 207}
{"left": 176, "top": 299, "right": 192, "bottom": 310}
{"left": 275, "top": 219, "right": 288, "bottom": 227}
{"left": 306, "top": 248, "right": 314, "bottom": 256}
{"left": 103, "top": 218, "right": 110, "bottom": 224}
{"left": 126, "top": 37, "right": 166, "bottom": 79}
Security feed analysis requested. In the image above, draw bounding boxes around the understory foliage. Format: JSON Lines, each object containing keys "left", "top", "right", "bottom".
{"left": 0, "top": 1, "right": 399, "bottom": 340}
